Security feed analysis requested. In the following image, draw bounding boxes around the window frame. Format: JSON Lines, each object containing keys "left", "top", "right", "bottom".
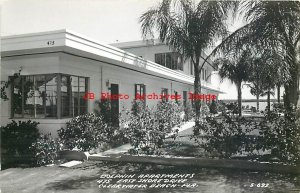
{"left": 155, "top": 52, "right": 183, "bottom": 71}
{"left": 161, "top": 88, "right": 169, "bottom": 102}
{"left": 10, "top": 73, "right": 88, "bottom": 119}
{"left": 134, "top": 83, "right": 146, "bottom": 106}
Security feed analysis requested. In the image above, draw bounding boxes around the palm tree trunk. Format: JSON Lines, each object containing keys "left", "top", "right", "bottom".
{"left": 256, "top": 91, "right": 259, "bottom": 113}
{"left": 267, "top": 90, "right": 271, "bottom": 113}
{"left": 284, "top": 45, "right": 298, "bottom": 108}
{"left": 256, "top": 81, "right": 259, "bottom": 112}
{"left": 237, "top": 81, "right": 242, "bottom": 116}
{"left": 193, "top": 56, "right": 201, "bottom": 135}
{"left": 277, "top": 84, "right": 280, "bottom": 104}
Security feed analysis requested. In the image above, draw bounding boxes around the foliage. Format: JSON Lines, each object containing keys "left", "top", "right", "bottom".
{"left": 140, "top": 0, "right": 237, "bottom": 124}
{"left": 184, "top": 100, "right": 194, "bottom": 121}
{"left": 94, "top": 99, "right": 128, "bottom": 148}
{"left": 58, "top": 113, "right": 115, "bottom": 152}
{"left": 1, "top": 120, "right": 40, "bottom": 168}
{"left": 209, "top": 1, "right": 300, "bottom": 107}
{"left": 155, "top": 101, "right": 182, "bottom": 130}
{"left": 94, "top": 99, "right": 112, "bottom": 125}
{"left": 131, "top": 99, "right": 145, "bottom": 116}
{"left": 216, "top": 101, "right": 226, "bottom": 113}
{"left": 30, "top": 133, "right": 60, "bottom": 166}
{"left": 213, "top": 49, "right": 253, "bottom": 116}
{"left": 194, "top": 111, "right": 258, "bottom": 159}
{"left": 0, "top": 67, "right": 22, "bottom": 101}
{"left": 225, "top": 102, "right": 239, "bottom": 115}
{"left": 200, "top": 102, "right": 210, "bottom": 116}
{"left": 209, "top": 100, "right": 218, "bottom": 114}
{"left": 259, "top": 106, "right": 300, "bottom": 164}
{"left": 122, "top": 100, "right": 182, "bottom": 155}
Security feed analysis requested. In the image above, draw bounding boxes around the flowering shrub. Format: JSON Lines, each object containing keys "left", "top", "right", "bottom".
{"left": 209, "top": 100, "right": 218, "bottom": 114}
{"left": 1, "top": 120, "right": 40, "bottom": 168}
{"left": 31, "top": 133, "right": 60, "bottom": 166}
{"left": 259, "top": 106, "right": 300, "bottom": 164}
{"left": 94, "top": 99, "right": 113, "bottom": 125}
{"left": 155, "top": 101, "right": 182, "bottom": 131}
{"left": 200, "top": 102, "right": 210, "bottom": 116}
{"left": 58, "top": 113, "right": 114, "bottom": 151}
{"left": 122, "top": 100, "right": 182, "bottom": 155}
{"left": 194, "top": 111, "right": 258, "bottom": 158}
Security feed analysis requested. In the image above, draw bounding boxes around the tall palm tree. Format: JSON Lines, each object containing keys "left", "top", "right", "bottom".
{"left": 248, "top": 48, "right": 290, "bottom": 112}
{"left": 208, "top": 1, "right": 300, "bottom": 109}
{"left": 214, "top": 49, "right": 252, "bottom": 116}
{"left": 140, "top": 0, "right": 237, "bottom": 128}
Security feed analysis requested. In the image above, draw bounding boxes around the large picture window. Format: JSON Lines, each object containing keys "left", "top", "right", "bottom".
{"left": 155, "top": 52, "right": 183, "bottom": 71}
{"left": 11, "top": 74, "right": 88, "bottom": 119}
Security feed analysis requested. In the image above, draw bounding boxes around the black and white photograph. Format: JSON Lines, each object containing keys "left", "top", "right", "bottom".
{"left": 0, "top": 0, "right": 300, "bottom": 192}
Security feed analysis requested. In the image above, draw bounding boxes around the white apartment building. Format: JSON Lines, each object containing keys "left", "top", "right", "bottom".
{"left": 1, "top": 30, "right": 222, "bottom": 136}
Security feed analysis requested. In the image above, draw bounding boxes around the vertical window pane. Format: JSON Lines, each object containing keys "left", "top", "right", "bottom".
{"left": 166, "top": 53, "right": 172, "bottom": 69}
{"left": 61, "top": 75, "right": 71, "bottom": 117}
{"left": 79, "top": 77, "right": 87, "bottom": 115}
{"left": 45, "top": 74, "right": 57, "bottom": 117}
{"left": 71, "top": 76, "right": 79, "bottom": 117}
{"left": 34, "top": 75, "right": 46, "bottom": 118}
{"left": 23, "top": 76, "right": 35, "bottom": 118}
{"left": 12, "top": 77, "right": 22, "bottom": 118}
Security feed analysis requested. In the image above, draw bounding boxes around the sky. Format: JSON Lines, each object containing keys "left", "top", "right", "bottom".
{"left": 0, "top": 0, "right": 279, "bottom": 101}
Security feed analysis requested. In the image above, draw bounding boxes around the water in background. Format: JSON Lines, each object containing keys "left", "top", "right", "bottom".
{"left": 242, "top": 102, "right": 275, "bottom": 112}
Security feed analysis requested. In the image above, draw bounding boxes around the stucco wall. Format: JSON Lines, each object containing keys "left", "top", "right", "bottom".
{"left": 1, "top": 52, "right": 217, "bottom": 137}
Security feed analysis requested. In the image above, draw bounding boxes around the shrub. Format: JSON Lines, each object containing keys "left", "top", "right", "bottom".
{"left": 30, "top": 133, "right": 60, "bottom": 166}
{"left": 209, "top": 100, "right": 218, "bottom": 114}
{"left": 200, "top": 102, "right": 210, "bottom": 116}
{"left": 155, "top": 101, "right": 182, "bottom": 131}
{"left": 193, "top": 111, "right": 258, "bottom": 158}
{"left": 226, "top": 102, "right": 239, "bottom": 115}
{"left": 58, "top": 113, "right": 113, "bottom": 152}
{"left": 259, "top": 106, "right": 300, "bottom": 164}
{"left": 94, "top": 99, "right": 112, "bottom": 125}
{"left": 94, "top": 99, "right": 128, "bottom": 147}
{"left": 122, "top": 100, "right": 182, "bottom": 155}
{"left": 1, "top": 120, "right": 40, "bottom": 168}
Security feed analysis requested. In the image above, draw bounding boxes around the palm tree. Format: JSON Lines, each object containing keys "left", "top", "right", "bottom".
{"left": 214, "top": 49, "right": 252, "bottom": 116}
{"left": 208, "top": 1, "right": 300, "bottom": 109}
{"left": 140, "top": 0, "right": 237, "bottom": 128}
{"left": 247, "top": 48, "right": 290, "bottom": 113}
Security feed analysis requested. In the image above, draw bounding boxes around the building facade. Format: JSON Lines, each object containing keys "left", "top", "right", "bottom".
{"left": 1, "top": 30, "right": 222, "bottom": 136}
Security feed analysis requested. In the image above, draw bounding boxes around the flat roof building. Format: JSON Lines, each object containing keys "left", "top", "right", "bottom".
{"left": 1, "top": 29, "right": 222, "bottom": 136}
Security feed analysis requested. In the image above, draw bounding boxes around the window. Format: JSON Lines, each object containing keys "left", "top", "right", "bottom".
{"left": 61, "top": 75, "right": 88, "bottom": 117}
{"left": 134, "top": 84, "right": 146, "bottom": 105}
{"left": 161, "top": 88, "right": 168, "bottom": 102}
{"left": 11, "top": 74, "right": 88, "bottom": 118}
{"left": 155, "top": 52, "right": 183, "bottom": 70}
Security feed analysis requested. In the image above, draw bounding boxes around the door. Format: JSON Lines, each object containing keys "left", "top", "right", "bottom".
{"left": 110, "top": 84, "right": 119, "bottom": 126}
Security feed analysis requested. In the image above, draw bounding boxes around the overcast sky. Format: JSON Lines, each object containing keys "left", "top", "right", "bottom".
{"left": 0, "top": 0, "right": 279, "bottom": 101}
